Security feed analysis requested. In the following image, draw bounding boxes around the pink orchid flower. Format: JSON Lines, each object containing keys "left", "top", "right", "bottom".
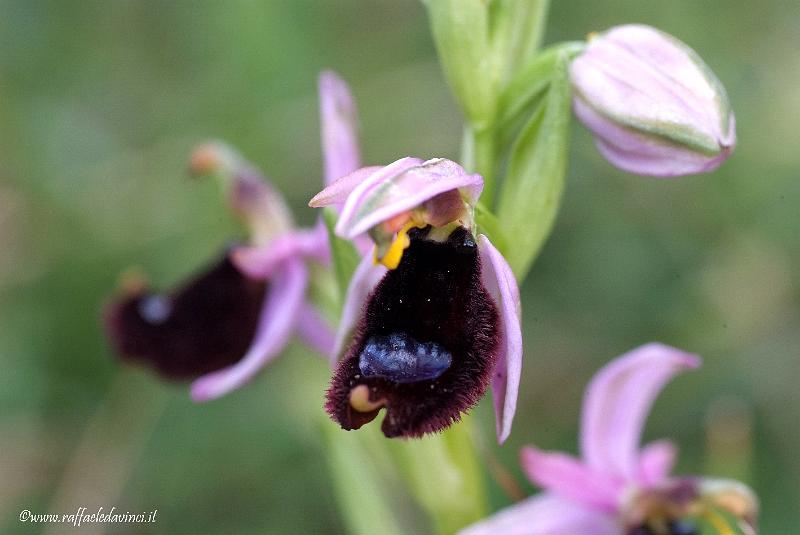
{"left": 461, "top": 343, "right": 758, "bottom": 535}
{"left": 105, "top": 72, "right": 362, "bottom": 401}
{"left": 310, "top": 157, "right": 522, "bottom": 443}
{"left": 571, "top": 25, "right": 736, "bottom": 177}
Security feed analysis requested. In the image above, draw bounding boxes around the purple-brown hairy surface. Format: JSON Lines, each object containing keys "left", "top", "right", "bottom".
{"left": 103, "top": 252, "right": 266, "bottom": 379}
{"left": 326, "top": 226, "right": 500, "bottom": 438}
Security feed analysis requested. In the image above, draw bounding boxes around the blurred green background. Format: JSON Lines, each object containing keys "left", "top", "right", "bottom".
{"left": 1, "top": 0, "right": 797, "bottom": 533}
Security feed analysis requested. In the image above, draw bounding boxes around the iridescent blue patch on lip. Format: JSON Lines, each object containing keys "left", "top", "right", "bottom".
{"left": 138, "top": 295, "right": 171, "bottom": 325}
{"left": 359, "top": 333, "right": 452, "bottom": 383}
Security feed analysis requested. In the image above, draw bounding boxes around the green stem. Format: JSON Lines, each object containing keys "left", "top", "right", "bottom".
{"left": 322, "top": 422, "right": 408, "bottom": 535}
{"left": 389, "top": 416, "right": 489, "bottom": 534}
{"left": 466, "top": 125, "right": 497, "bottom": 209}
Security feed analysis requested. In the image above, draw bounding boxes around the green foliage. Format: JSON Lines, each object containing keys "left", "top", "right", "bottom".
{"left": 424, "top": 0, "right": 495, "bottom": 128}
{"left": 474, "top": 202, "right": 510, "bottom": 256}
{"left": 388, "top": 417, "right": 488, "bottom": 535}
{"left": 321, "top": 421, "right": 407, "bottom": 535}
{"left": 489, "top": 0, "right": 551, "bottom": 86}
{"left": 495, "top": 41, "right": 584, "bottom": 149}
{"left": 496, "top": 50, "right": 572, "bottom": 278}
{"left": 323, "top": 208, "right": 361, "bottom": 306}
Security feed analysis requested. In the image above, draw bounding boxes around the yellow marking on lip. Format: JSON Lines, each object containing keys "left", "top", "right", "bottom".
{"left": 702, "top": 508, "right": 737, "bottom": 535}
{"left": 349, "top": 385, "right": 385, "bottom": 413}
{"left": 374, "top": 219, "right": 424, "bottom": 269}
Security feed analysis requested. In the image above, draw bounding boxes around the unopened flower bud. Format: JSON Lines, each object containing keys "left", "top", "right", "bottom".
{"left": 570, "top": 24, "right": 735, "bottom": 177}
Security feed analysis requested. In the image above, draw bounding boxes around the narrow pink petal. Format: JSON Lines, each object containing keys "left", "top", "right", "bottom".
{"left": 478, "top": 235, "right": 522, "bottom": 444}
{"left": 336, "top": 157, "right": 483, "bottom": 239}
{"left": 231, "top": 226, "right": 330, "bottom": 280}
{"left": 637, "top": 440, "right": 678, "bottom": 487}
{"left": 319, "top": 71, "right": 361, "bottom": 185}
{"left": 330, "top": 248, "right": 387, "bottom": 366}
{"left": 580, "top": 343, "right": 701, "bottom": 480}
{"left": 459, "top": 493, "right": 620, "bottom": 535}
{"left": 295, "top": 300, "right": 335, "bottom": 357}
{"left": 190, "top": 259, "right": 308, "bottom": 401}
{"left": 309, "top": 165, "right": 386, "bottom": 208}
{"left": 521, "top": 447, "right": 622, "bottom": 511}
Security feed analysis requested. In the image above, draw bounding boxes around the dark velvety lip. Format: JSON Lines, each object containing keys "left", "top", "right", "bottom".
{"left": 326, "top": 226, "right": 500, "bottom": 438}
{"left": 103, "top": 251, "right": 266, "bottom": 380}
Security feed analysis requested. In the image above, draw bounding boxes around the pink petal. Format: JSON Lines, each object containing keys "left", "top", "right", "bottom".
{"left": 309, "top": 165, "right": 385, "bottom": 208}
{"left": 521, "top": 446, "right": 622, "bottom": 511}
{"left": 573, "top": 98, "right": 734, "bottom": 177}
{"left": 573, "top": 24, "right": 733, "bottom": 150}
{"left": 231, "top": 225, "right": 330, "bottom": 280}
{"left": 637, "top": 440, "right": 678, "bottom": 487}
{"left": 319, "top": 71, "right": 362, "bottom": 185}
{"left": 335, "top": 157, "right": 483, "bottom": 239}
{"left": 580, "top": 343, "right": 701, "bottom": 481}
{"left": 190, "top": 259, "right": 308, "bottom": 401}
{"left": 295, "top": 300, "right": 335, "bottom": 357}
{"left": 330, "top": 248, "right": 387, "bottom": 366}
{"left": 478, "top": 234, "right": 522, "bottom": 444}
{"left": 459, "top": 493, "right": 620, "bottom": 535}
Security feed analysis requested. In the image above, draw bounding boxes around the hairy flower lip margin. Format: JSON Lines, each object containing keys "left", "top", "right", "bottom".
{"left": 460, "top": 343, "right": 759, "bottom": 534}
{"left": 326, "top": 226, "right": 502, "bottom": 439}
{"left": 570, "top": 24, "right": 736, "bottom": 177}
{"left": 310, "top": 157, "right": 522, "bottom": 443}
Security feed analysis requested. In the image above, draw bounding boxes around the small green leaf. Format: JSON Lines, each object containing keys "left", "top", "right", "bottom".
{"left": 323, "top": 208, "right": 360, "bottom": 305}
{"left": 496, "top": 41, "right": 584, "bottom": 149}
{"left": 424, "top": 0, "right": 495, "bottom": 128}
{"left": 496, "top": 50, "right": 572, "bottom": 279}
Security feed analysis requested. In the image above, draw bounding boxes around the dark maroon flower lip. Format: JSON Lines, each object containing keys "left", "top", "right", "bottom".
{"left": 102, "top": 250, "right": 266, "bottom": 380}
{"left": 325, "top": 226, "right": 500, "bottom": 438}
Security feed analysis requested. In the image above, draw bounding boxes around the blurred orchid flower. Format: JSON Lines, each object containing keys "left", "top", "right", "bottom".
{"left": 105, "top": 71, "right": 364, "bottom": 401}
{"left": 310, "top": 157, "right": 522, "bottom": 443}
{"left": 571, "top": 25, "right": 735, "bottom": 177}
{"left": 461, "top": 343, "right": 759, "bottom": 535}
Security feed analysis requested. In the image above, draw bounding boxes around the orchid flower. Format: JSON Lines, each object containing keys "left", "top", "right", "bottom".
{"left": 310, "top": 157, "right": 523, "bottom": 443}
{"left": 570, "top": 25, "right": 735, "bottom": 177}
{"left": 461, "top": 343, "right": 759, "bottom": 535}
{"left": 104, "top": 71, "right": 363, "bottom": 401}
